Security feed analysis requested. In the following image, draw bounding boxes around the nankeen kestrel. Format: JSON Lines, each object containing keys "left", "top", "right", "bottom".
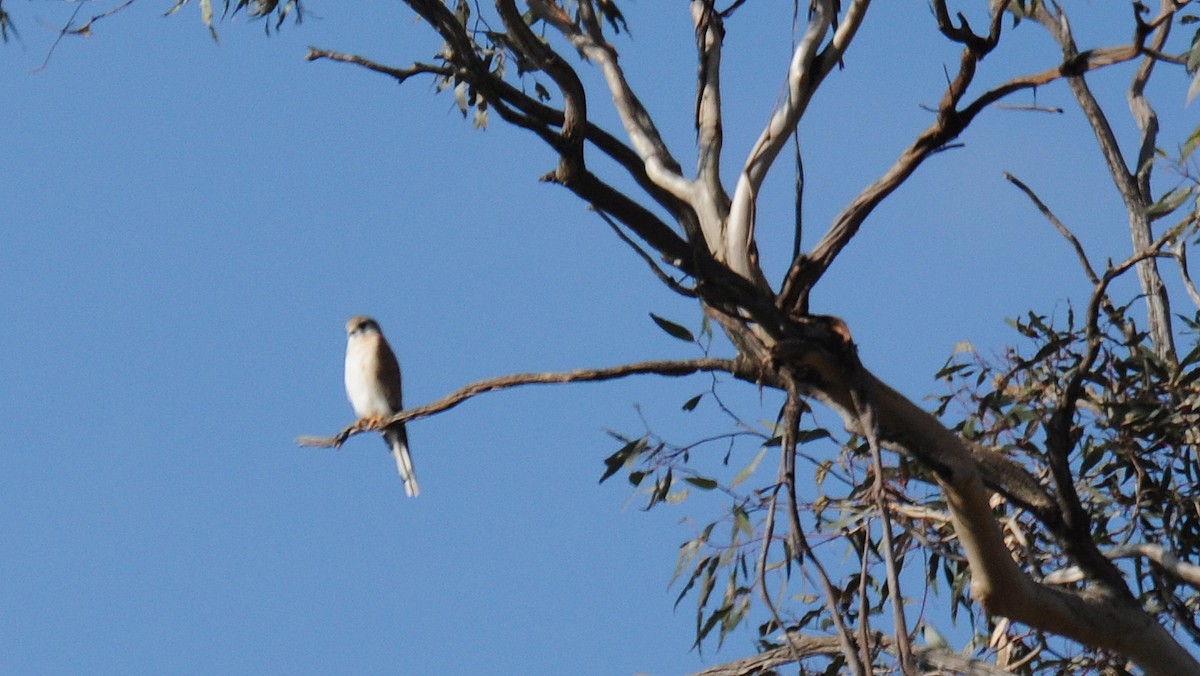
{"left": 344, "top": 315, "right": 419, "bottom": 497}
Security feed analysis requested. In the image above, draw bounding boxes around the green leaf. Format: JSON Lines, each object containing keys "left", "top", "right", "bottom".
{"left": 599, "top": 436, "right": 646, "bottom": 484}
{"left": 1146, "top": 185, "right": 1193, "bottom": 219}
{"left": 1183, "top": 124, "right": 1200, "bottom": 161}
{"left": 795, "top": 428, "right": 833, "bottom": 444}
{"left": 684, "top": 476, "right": 718, "bottom": 490}
{"left": 730, "top": 447, "right": 767, "bottom": 488}
{"left": 1179, "top": 341, "right": 1200, "bottom": 369}
{"left": 649, "top": 313, "right": 695, "bottom": 342}
{"left": 934, "top": 361, "right": 971, "bottom": 380}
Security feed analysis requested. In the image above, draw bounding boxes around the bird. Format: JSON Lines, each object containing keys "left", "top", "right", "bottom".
{"left": 344, "top": 315, "right": 419, "bottom": 497}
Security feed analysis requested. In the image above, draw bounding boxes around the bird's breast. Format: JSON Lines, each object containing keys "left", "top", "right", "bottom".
{"left": 344, "top": 337, "right": 395, "bottom": 418}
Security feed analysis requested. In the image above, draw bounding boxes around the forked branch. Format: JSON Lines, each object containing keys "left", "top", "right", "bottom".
{"left": 778, "top": 0, "right": 1159, "bottom": 313}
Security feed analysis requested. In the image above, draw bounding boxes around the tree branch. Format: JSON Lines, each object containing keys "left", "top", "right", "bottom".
{"left": 1033, "top": 2, "right": 1178, "bottom": 362}
{"left": 691, "top": 0, "right": 731, "bottom": 250}
{"left": 1043, "top": 543, "right": 1200, "bottom": 588}
{"left": 532, "top": 0, "right": 697, "bottom": 207}
{"left": 779, "top": 376, "right": 866, "bottom": 675}
{"left": 725, "top": 0, "right": 833, "bottom": 284}
{"left": 767, "top": 326, "right": 1198, "bottom": 674}
{"left": 1004, "top": 172, "right": 1099, "bottom": 285}
{"left": 778, "top": 0, "right": 1156, "bottom": 313}
{"left": 495, "top": 0, "right": 587, "bottom": 181}
{"left": 689, "top": 629, "right": 1016, "bottom": 676}
{"left": 304, "top": 47, "right": 451, "bottom": 82}
{"left": 1173, "top": 240, "right": 1200, "bottom": 310}
{"left": 296, "top": 357, "right": 753, "bottom": 448}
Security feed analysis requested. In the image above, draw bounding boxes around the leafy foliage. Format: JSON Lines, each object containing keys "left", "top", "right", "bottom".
{"left": 933, "top": 301, "right": 1200, "bottom": 670}
{"left": 167, "top": 0, "right": 304, "bottom": 40}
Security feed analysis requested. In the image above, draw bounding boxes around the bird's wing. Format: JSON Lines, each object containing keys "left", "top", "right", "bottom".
{"left": 375, "top": 334, "right": 405, "bottom": 412}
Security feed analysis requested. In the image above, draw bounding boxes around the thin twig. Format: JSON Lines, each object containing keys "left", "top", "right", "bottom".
{"left": 305, "top": 47, "right": 452, "bottom": 83}
{"left": 592, "top": 206, "right": 698, "bottom": 297}
{"left": 780, "top": 374, "right": 866, "bottom": 675}
{"left": 1004, "top": 172, "right": 1099, "bottom": 285}
{"left": 856, "top": 534, "right": 873, "bottom": 670}
{"left": 757, "top": 464, "right": 801, "bottom": 669}
{"left": 36, "top": 0, "right": 140, "bottom": 72}
{"left": 863, "top": 410, "right": 915, "bottom": 673}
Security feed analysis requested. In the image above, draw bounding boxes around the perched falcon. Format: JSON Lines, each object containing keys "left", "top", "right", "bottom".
{"left": 344, "top": 315, "right": 419, "bottom": 497}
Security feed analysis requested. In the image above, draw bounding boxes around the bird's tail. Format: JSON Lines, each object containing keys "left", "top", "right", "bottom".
{"left": 385, "top": 426, "right": 419, "bottom": 498}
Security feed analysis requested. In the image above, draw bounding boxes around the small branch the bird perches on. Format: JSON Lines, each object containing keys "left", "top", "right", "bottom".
{"left": 297, "top": 357, "right": 753, "bottom": 449}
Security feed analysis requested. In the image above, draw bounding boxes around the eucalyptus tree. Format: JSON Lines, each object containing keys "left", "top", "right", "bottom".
{"left": 20, "top": 1, "right": 1200, "bottom": 673}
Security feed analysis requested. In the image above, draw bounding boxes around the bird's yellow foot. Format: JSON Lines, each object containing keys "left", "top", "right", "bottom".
{"left": 354, "top": 416, "right": 387, "bottom": 432}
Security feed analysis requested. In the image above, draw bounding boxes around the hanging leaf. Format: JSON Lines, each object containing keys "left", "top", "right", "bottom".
{"left": 650, "top": 313, "right": 695, "bottom": 342}
{"left": 200, "top": 0, "right": 218, "bottom": 43}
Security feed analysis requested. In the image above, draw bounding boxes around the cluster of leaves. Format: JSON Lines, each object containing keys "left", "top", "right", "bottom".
{"left": 597, "top": 289, "right": 1200, "bottom": 671}
{"left": 935, "top": 302, "right": 1200, "bottom": 670}
{"left": 167, "top": 0, "right": 303, "bottom": 41}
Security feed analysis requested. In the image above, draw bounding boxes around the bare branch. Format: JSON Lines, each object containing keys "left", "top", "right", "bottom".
{"left": 867, "top": 424, "right": 915, "bottom": 672}
{"left": 691, "top": 630, "right": 1016, "bottom": 676}
{"left": 1044, "top": 543, "right": 1200, "bottom": 588}
{"left": 690, "top": 631, "right": 882, "bottom": 676}
{"left": 814, "top": 0, "right": 872, "bottom": 80}
{"left": 725, "top": 0, "right": 834, "bottom": 283}
{"left": 305, "top": 47, "right": 451, "bottom": 83}
{"left": 692, "top": 0, "right": 731, "bottom": 242}
{"left": 297, "top": 358, "right": 752, "bottom": 448}
{"left": 37, "top": 0, "right": 140, "bottom": 72}
{"left": 778, "top": 377, "right": 866, "bottom": 675}
{"left": 755, "top": 475, "right": 798, "bottom": 669}
{"left": 1004, "top": 172, "right": 1099, "bottom": 285}
{"left": 779, "top": 2, "right": 1157, "bottom": 313}
{"left": 591, "top": 206, "right": 698, "bottom": 297}
{"left": 495, "top": 0, "right": 587, "bottom": 180}
{"left": 1033, "top": 2, "right": 1178, "bottom": 362}
{"left": 532, "top": 0, "right": 697, "bottom": 208}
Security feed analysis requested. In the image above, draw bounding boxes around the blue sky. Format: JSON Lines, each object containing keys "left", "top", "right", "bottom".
{"left": 2, "top": 2, "right": 1196, "bottom": 674}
